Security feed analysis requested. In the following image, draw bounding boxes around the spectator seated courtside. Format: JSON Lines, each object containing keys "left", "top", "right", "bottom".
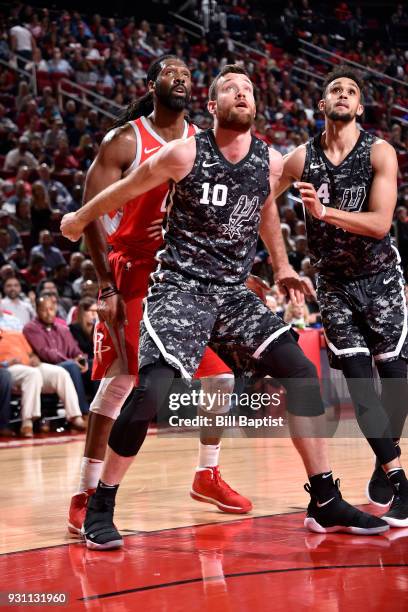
{"left": 0, "top": 322, "right": 86, "bottom": 437}
{"left": 23, "top": 295, "right": 90, "bottom": 416}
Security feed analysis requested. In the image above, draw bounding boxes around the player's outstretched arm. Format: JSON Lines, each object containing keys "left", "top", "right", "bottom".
{"left": 260, "top": 149, "right": 314, "bottom": 304}
{"left": 61, "top": 138, "right": 196, "bottom": 241}
{"left": 275, "top": 145, "right": 306, "bottom": 198}
{"left": 297, "top": 141, "right": 398, "bottom": 239}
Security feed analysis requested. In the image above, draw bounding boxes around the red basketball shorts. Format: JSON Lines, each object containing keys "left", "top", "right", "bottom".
{"left": 92, "top": 252, "right": 231, "bottom": 382}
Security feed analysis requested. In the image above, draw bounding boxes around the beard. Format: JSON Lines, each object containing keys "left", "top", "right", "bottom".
{"left": 326, "top": 107, "right": 355, "bottom": 123}
{"left": 217, "top": 107, "right": 254, "bottom": 132}
{"left": 155, "top": 81, "right": 191, "bottom": 111}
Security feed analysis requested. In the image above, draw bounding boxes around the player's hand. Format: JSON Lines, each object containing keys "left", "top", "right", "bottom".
{"left": 299, "top": 275, "right": 317, "bottom": 300}
{"left": 274, "top": 265, "right": 314, "bottom": 305}
{"left": 97, "top": 292, "right": 128, "bottom": 326}
{"left": 147, "top": 217, "right": 164, "bottom": 241}
{"left": 295, "top": 182, "right": 326, "bottom": 220}
{"left": 60, "top": 212, "right": 84, "bottom": 242}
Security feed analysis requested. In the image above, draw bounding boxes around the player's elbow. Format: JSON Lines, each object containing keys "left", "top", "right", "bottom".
{"left": 373, "top": 230, "right": 388, "bottom": 240}
{"left": 372, "top": 222, "right": 391, "bottom": 240}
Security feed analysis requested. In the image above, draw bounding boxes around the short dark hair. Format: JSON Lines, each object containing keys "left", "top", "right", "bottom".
{"left": 78, "top": 297, "right": 96, "bottom": 312}
{"left": 209, "top": 64, "right": 251, "bottom": 101}
{"left": 322, "top": 66, "right": 364, "bottom": 97}
{"left": 36, "top": 293, "right": 55, "bottom": 307}
{"left": 29, "top": 253, "right": 45, "bottom": 265}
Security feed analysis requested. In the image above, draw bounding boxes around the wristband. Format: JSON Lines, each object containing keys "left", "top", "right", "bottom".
{"left": 99, "top": 284, "right": 118, "bottom": 294}
{"left": 99, "top": 285, "right": 119, "bottom": 299}
{"left": 319, "top": 204, "right": 326, "bottom": 219}
{"left": 98, "top": 288, "right": 120, "bottom": 299}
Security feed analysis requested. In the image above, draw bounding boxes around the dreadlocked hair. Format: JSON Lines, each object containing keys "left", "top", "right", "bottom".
{"left": 111, "top": 54, "right": 182, "bottom": 129}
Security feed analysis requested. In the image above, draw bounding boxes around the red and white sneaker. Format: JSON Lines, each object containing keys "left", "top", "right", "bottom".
{"left": 190, "top": 466, "right": 252, "bottom": 514}
{"left": 68, "top": 489, "right": 95, "bottom": 536}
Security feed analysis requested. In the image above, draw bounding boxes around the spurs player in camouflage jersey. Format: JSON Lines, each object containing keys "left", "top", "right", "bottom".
{"left": 62, "top": 65, "right": 389, "bottom": 549}
{"left": 278, "top": 66, "right": 408, "bottom": 526}
{"left": 67, "top": 56, "right": 254, "bottom": 536}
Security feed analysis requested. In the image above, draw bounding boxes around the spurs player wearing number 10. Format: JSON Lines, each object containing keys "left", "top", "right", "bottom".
{"left": 67, "top": 56, "right": 252, "bottom": 536}
{"left": 62, "top": 64, "right": 389, "bottom": 549}
{"left": 278, "top": 66, "right": 408, "bottom": 526}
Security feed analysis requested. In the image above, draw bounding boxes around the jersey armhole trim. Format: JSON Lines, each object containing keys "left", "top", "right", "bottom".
{"left": 127, "top": 121, "right": 142, "bottom": 172}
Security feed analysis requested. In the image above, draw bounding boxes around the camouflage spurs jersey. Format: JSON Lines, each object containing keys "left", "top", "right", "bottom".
{"left": 301, "top": 130, "right": 397, "bottom": 277}
{"left": 157, "top": 129, "right": 271, "bottom": 284}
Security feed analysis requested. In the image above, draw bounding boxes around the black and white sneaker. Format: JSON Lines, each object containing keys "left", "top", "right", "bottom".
{"left": 366, "top": 465, "right": 394, "bottom": 507}
{"left": 304, "top": 479, "right": 389, "bottom": 535}
{"left": 382, "top": 484, "right": 408, "bottom": 528}
{"left": 82, "top": 492, "right": 123, "bottom": 550}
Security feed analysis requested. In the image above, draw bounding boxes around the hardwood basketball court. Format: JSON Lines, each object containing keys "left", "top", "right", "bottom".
{"left": 1, "top": 430, "right": 407, "bottom": 610}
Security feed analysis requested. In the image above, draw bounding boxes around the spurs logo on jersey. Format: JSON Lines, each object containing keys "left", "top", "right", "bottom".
{"left": 157, "top": 129, "right": 270, "bottom": 285}
{"left": 339, "top": 186, "right": 366, "bottom": 212}
{"left": 222, "top": 195, "right": 259, "bottom": 239}
{"left": 302, "top": 130, "right": 397, "bottom": 277}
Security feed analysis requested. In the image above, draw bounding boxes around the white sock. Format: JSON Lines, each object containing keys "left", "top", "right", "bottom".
{"left": 197, "top": 442, "right": 221, "bottom": 470}
{"left": 78, "top": 457, "right": 103, "bottom": 492}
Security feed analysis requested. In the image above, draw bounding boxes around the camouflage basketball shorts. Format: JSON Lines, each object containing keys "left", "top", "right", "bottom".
{"left": 139, "top": 270, "right": 291, "bottom": 378}
{"left": 317, "top": 266, "right": 408, "bottom": 369}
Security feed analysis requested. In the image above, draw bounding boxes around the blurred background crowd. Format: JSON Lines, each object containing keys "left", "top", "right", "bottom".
{"left": 0, "top": 0, "right": 407, "bottom": 436}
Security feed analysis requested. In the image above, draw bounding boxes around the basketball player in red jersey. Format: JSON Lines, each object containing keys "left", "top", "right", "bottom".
{"left": 68, "top": 56, "right": 251, "bottom": 535}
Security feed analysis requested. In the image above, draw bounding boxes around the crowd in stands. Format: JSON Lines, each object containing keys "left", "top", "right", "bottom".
{"left": 0, "top": 1, "right": 407, "bottom": 436}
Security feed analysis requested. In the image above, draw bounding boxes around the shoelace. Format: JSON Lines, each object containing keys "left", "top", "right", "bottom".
{"left": 212, "top": 467, "right": 239, "bottom": 495}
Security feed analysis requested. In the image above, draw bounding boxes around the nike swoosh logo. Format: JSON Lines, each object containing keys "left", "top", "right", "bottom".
{"left": 310, "top": 163, "right": 323, "bottom": 169}
{"left": 203, "top": 161, "right": 219, "bottom": 167}
{"left": 144, "top": 146, "right": 160, "bottom": 154}
{"left": 322, "top": 472, "right": 333, "bottom": 479}
{"left": 383, "top": 277, "right": 393, "bottom": 285}
{"left": 316, "top": 496, "right": 335, "bottom": 508}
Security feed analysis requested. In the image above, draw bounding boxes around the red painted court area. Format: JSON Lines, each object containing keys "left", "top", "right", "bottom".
{"left": 1, "top": 512, "right": 407, "bottom": 611}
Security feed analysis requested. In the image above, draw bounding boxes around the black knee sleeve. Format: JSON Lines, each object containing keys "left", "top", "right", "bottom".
{"left": 258, "top": 333, "right": 324, "bottom": 417}
{"left": 341, "top": 355, "right": 398, "bottom": 465}
{"left": 377, "top": 358, "right": 408, "bottom": 441}
{"left": 109, "top": 360, "right": 176, "bottom": 457}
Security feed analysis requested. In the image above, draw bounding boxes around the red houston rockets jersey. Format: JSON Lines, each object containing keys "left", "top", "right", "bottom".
{"left": 102, "top": 116, "right": 198, "bottom": 258}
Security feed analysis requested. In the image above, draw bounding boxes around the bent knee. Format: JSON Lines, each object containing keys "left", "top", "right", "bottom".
{"left": 90, "top": 375, "right": 135, "bottom": 420}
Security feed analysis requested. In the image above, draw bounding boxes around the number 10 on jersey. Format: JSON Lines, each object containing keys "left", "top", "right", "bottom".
{"left": 200, "top": 182, "right": 228, "bottom": 207}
